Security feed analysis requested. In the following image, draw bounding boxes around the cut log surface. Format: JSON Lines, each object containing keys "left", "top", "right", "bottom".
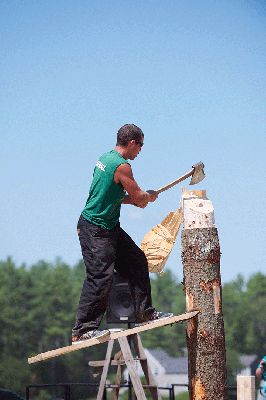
{"left": 182, "top": 189, "right": 215, "bottom": 229}
{"left": 28, "top": 311, "right": 198, "bottom": 364}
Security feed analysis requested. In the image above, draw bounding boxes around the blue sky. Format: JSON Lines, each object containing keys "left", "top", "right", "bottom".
{"left": 1, "top": 1, "right": 265, "bottom": 283}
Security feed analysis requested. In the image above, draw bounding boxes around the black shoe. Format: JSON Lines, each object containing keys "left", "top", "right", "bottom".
{"left": 136, "top": 311, "right": 174, "bottom": 326}
{"left": 72, "top": 329, "right": 110, "bottom": 344}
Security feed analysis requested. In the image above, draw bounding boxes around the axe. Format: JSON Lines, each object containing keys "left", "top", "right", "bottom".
{"left": 155, "top": 162, "right": 205, "bottom": 195}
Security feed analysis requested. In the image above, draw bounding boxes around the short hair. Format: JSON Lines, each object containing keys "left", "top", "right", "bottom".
{"left": 116, "top": 124, "right": 144, "bottom": 146}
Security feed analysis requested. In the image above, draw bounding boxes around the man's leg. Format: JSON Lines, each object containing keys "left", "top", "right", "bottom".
{"left": 72, "top": 216, "right": 119, "bottom": 337}
{"left": 114, "top": 227, "right": 155, "bottom": 322}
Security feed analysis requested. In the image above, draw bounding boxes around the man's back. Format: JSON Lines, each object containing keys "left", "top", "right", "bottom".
{"left": 82, "top": 150, "right": 128, "bottom": 229}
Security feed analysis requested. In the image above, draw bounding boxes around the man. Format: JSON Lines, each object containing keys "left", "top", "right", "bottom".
{"left": 256, "top": 356, "right": 266, "bottom": 399}
{"left": 72, "top": 124, "right": 173, "bottom": 343}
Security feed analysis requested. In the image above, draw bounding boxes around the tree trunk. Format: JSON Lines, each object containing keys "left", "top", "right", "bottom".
{"left": 181, "top": 190, "right": 227, "bottom": 400}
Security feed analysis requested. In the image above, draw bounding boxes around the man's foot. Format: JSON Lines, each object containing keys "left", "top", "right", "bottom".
{"left": 136, "top": 311, "right": 174, "bottom": 326}
{"left": 72, "top": 329, "right": 110, "bottom": 344}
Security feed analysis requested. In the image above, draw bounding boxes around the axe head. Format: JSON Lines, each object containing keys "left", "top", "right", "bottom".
{"left": 189, "top": 162, "right": 205, "bottom": 185}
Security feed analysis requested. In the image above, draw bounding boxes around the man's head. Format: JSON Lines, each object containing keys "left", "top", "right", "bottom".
{"left": 117, "top": 124, "right": 144, "bottom": 146}
{"left": 116, "top": 124, "right": 144, "bottom": 160}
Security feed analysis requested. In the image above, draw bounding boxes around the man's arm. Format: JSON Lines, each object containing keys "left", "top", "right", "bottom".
{"left": 256, "top": 359, "right": 266, "bottom": 381}
{"left": 114, "top": 163, "right": 157, "bottom": 208}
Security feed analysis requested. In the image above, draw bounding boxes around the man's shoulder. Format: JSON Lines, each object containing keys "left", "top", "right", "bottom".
{"left": 99, "top": 150, "right": 128, "bottom": 166}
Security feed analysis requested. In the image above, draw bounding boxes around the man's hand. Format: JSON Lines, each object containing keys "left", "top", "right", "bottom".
{"left": 136, "top": 190, "right": 158, "bottom": 208}
{"left": 137, "top": 199, "right": 149, "bottom": 208}
{"left": 146, "top": 190, "right": 158, "bottom": 202}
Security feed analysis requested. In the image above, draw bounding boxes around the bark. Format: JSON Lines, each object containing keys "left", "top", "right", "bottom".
{"left": 181, "top": 193, "right": 227, "bottom": 400}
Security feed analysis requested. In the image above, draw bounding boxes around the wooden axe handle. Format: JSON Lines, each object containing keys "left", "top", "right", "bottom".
{"left": 156, "top": 168, "right": 194, "bottom": 194}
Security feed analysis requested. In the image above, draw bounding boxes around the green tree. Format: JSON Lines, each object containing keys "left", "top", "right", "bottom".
{"left": 0, "top": 258, "right": 33, "bottom": 391}
{"left": 222, "top": 273, "right": 266, "bottom": 384}
{"left": 223, "top": 275, "right": 245, "bottom": 350}
{"left": 239, "top": 273, "right": 266, "bottom": 355}
{"left": 1, "top": 256, "right": 265, "bottom": 395}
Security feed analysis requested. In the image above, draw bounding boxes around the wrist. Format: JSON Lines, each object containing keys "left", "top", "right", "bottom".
{"left": 142, "top": 191, "right": 150, "bottom": 202}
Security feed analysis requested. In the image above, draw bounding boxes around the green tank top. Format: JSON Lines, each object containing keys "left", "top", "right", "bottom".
{"left": 82, "top": 150, "right": 128, "bottom": 229}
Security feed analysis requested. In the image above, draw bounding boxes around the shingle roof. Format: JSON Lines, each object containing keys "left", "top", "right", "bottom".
{"left": 147, "top": 348, "right": 188, "bottom": 374}
{"left": 147, "top": 350, "right": 257, "bottom": 374}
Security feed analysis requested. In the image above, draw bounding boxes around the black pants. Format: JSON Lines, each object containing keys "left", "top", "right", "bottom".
{"left": 72, "top": 215, "right": 154, "bottom": 335}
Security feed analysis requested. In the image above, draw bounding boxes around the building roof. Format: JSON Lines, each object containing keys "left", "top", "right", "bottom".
{"left": 147, "top": 350, "right": 257, "bottom": 375}
{"left": 240, "top": 354, "right": 257, "bottom": 368}
{"left": 147, "top": 348, "right": 188, "bottom": 374}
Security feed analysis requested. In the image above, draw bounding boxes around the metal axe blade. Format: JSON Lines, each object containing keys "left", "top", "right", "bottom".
{"left": 189, "top": 162, "right": 205, "bottom": 185}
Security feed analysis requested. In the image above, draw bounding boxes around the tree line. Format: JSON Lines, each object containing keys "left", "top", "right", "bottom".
{"left": 0, "top": 258, "right": 265, "bottom": 398}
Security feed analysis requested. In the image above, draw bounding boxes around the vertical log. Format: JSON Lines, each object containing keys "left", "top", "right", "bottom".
{"left": 237, "top": 376, "right": 255, "bottom": 400}
{"left": 181, "top": 190, "right": 227, "bottom": 400}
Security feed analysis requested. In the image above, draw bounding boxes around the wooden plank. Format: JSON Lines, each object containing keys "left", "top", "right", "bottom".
{"left": 107, "top": 384, "right": 158, "bottom": 389}
{"left": 28, "top": 311, "right": 199, "bottom": 364}
{"left": 89, "top": 358, "right": 145, "bottom": 367}
{"left": 111, "top": 352, "right": 125, "bottom": 400}
{"left": 96, "top": 339, "right": 114, "bottom": 400}
{"left": 132, "top": 334, "right": 161, "bottom": 400}
{"left": 118, "top": 337, "right": 146, "bottom": 400}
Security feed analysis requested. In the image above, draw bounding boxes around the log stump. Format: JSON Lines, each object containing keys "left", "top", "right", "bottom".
{"left": 181, "top": 190, "right": 227, "bottom": 400}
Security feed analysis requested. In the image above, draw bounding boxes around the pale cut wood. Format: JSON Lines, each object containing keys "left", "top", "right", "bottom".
{"left": 237, "top": 376, "right": 255, "bottom": 400}
{"left": 181, "top": 188, "right": 215, "bottom": 229}
{"left": 97, "top": 339, "right": 114, "bottom": 400}
{"left": 181, "top": 189, "right": 207, "bottom": 198}
{"left": 118, "top": 337, "right": 147, "bottom": 399}
{"left": 89, "top": 358, "right": 146, "bottom": 367}
{"left": 141, "top": 207, "right": 183, "bottom": 273}
{"left": 28, "top": 311, "right": 198, "bottom": 364}
{"left": 91, "top": 333, "right": 160, "bottom": 400}
{"left": 111, "top": 351, "right": 125, "bottom": 400}
{"left": 131, "top": 334, "right": 161, "bottom": 400}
